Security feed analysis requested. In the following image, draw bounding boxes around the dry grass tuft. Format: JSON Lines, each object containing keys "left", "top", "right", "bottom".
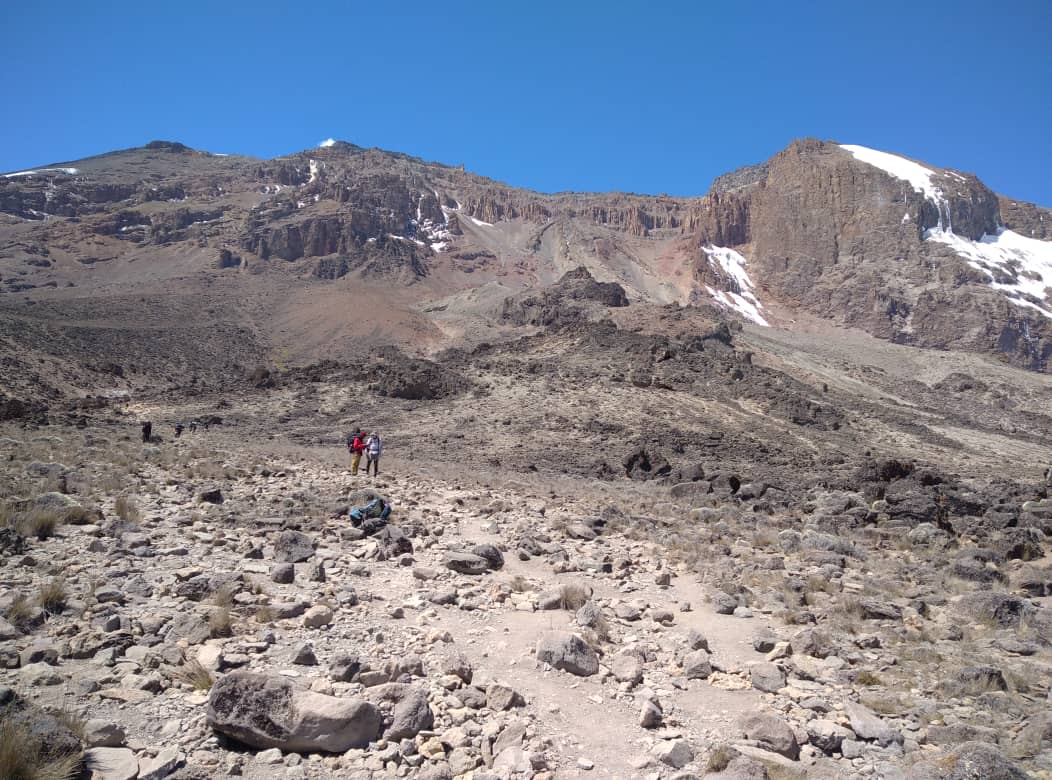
{"left": 254, "top": 605, "right": 276, "bottom": 624}
{"left": 114, "top": 496, "right": 141, "bottom": 524}
{"left": 506, "top": 575, "right": 532, "bottom": 593}
{"left": 706, "top": 744, "right": 736, "bottom": 773}
{"left": 37, "top": 579, "right": 67, "bottom": 615}
{"left": 0, "top": 719, "right": 81, "bottom": 780}
{"left": 855, "top": 669, "right": 883, "bottom": 686}
{"left": 208, "top": 607, "right": 233, "bottom": 638}
{"left": 210, "top": 583, "right": 238, "bottom": 609}
{"left": 558, "top": 584, "right": 590, "bottom": 611}
{"left": 178, "top": 659, "right": 215, "bottom": 691}
{"left": 6, "top": 594, "right": 35, "bottom": 630}
{"left": 19, "top": 510, "right": 61, "bottom": 541}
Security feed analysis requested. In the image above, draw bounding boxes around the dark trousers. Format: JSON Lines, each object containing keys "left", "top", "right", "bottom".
{"left": 366, "top": 455, "right": 379, "bottom": 475}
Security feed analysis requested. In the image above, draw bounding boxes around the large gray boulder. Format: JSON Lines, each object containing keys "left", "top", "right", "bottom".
{"left": 273, "top": 531, "right": 316, "bottom": 563}
{"left": 844, "top": 700, "right": 902, "bottom": 746}
{"left": 906, "top": 741, "right": 1029, "bottom": 779}
{"left": 739, "top": 713, "right": 800, "bottom": 759}
{"left": 206, "top": 671, "right": 381, "bottom": 752}
{"left": 443, "top": 552, "right": 491, "bottom": 575}
{"left": 535, "top": 631, "right": 598, "bottom": 676}
{"left": 385, "top": 688, "right": 433, "bottom": 740}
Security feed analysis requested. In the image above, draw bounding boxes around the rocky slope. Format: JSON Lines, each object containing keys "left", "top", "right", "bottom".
{"left": 0, "top": 309, "right": 1050, "bottom": 778}
{"left": 1, "top": 136, "right": 1051, "bottom": 400}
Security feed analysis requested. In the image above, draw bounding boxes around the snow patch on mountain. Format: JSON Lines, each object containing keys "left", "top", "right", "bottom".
{"left": 927, "top": 227, "right": 1052, "bottom": 317}
{"left": 4, "top": 167, "right": 79, "bottom": 178}
{"left": 702, "top": 246, "right": 768, "bottom": 326}
{"left": 318, "top": 138, "right": 336, "bottom": 148}
{"left": 469, "top": 216, "right": 494, "bottom": 227}
{"left": 840, "top": 144, "right": 954, "bottom": 230}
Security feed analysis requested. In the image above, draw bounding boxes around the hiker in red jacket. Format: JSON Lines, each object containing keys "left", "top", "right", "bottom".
{"left": 348, "top": 429, "right": 366, "bottom": 476}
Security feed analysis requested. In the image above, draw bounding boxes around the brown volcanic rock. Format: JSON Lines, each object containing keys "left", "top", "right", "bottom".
{"left": 501, "top": 266, "right": 629, "bottom": 326}
{"left": 999, "top": 195, "right": 1052, "bottom": 240}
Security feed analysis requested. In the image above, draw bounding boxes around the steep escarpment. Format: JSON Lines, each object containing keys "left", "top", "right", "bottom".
{"left": 1, "top": 137, "right": 1050, "bottom": 373}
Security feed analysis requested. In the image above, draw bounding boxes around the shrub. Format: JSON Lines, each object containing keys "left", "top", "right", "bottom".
{"left": 706, "top": 744, "right": 735, "bottom": 773}
{"left": 208, "top": 607, "right": 233, "bottom": 638}
{"left": 114, "top": 496, "right": 140, "bottom": 524}
{"left": 6, "top": 594, "right": 35, "bottom": 629}
{"left": 178, "top": 659, "right": 214, "bottom": 691}
{"left": 19, "top": 510, "right": 61, "bottom": 541}
{"left": 855, "top": 669, "right": 883, "bottom": 686}
{"left": 0, "top": 719, "right": 81, "bottom": 780}
{"left": 38, "top": 579, "right": 67, "bottom": 615}
{"left": 558, "top": 584, "right": 590, "bottom": 611}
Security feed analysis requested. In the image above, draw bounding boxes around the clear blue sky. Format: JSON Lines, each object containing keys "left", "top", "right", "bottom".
{"left": 4, "top": 0, "right": 1051, "bottom": 204}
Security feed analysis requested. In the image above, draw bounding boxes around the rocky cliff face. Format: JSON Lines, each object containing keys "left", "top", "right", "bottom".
{"left": 0, "top": 137, "right": 1049, "bottom": 370}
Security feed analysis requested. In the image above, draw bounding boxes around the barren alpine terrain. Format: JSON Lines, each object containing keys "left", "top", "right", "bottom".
{"left": 0, "top": 138, "right": 1051, "bottom": 780}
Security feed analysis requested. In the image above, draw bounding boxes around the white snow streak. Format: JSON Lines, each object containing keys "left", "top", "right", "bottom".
{"left": 840, "top": 144, "right": 952, "bottom": 230}
{"left": 308, "top": 159, "right": 319, "bottom": 184}
{"left": 702, "top": 245, "right": 768, "bottom": 326}
{"left": 469, "top": 216, "right": 494, "bottom": 227}
{"left": 3, "top": 167, "right": 78, "bottom": 178}
{"left": 926, "top": 227, "right": 1052, "bottom": 317}
{"left": 318, "top": 138, "right": 336, "bottom": 148}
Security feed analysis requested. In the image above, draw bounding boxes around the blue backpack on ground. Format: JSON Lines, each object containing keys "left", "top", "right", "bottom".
{"left": 349, "top": 498, "right": 391, "bottom": 525}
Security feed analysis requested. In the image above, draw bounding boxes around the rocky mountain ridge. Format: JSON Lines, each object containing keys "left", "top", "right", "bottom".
{"left": 1, "top": 137, "right": 1051, "bottom": 391}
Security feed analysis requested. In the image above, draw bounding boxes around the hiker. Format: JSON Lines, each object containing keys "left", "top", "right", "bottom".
{"left": 348, "top": 429, "right": 366, "bottom": 476}
{"left": 365, "top": 431, "right": 383, "bottom": 476}
{"left": 141, "top": 420, "right": 152, "bottom": 443}
{"left": 174, "top": 423, "right": 184, "bottom": 438}
{"left": 189, "top": 421, "right": 198, "bottom": 434}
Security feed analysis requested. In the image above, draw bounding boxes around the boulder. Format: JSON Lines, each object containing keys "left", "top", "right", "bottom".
{"left": 206, "top": 671, "right": 381, "bottom": 752}
{"left": 955, "top": 592, "right": 1033, "bottom": 628}
{"left": 385, "top": 688, "right": 433, "bottom": 740}
{"left": 750, "top": 662, "right": 785, "bottom": 693}
{"left": 273, "top": 531, "right": 315, "bottom": 563}
{"left": 85, "top": 747, "right": 139, "bottom": 780}
{"left": 535, "top": 631, "right": 599, "bottom": 676}
{"left": 844, "top": 700, "right": 902, "bottom": 746}
{"left": 443, "top": 552, "right": 490, "bottom": 575}
{"left": 375, "top": 526, "right": 412, "bottom": 560}
{"left": 683, "top": 649, "right": 712, "bottom": 679}
{"left": 906, "top": 741, "right": 1029, "bottom": 779}
{"left": 471, "top": 543, "right": 505, "bottom": 570}
{"left": 739, "top": 713, "right": 800, "bottom": 759}
{"left": 611, "top": 653, "right": 644, "bottom": 685}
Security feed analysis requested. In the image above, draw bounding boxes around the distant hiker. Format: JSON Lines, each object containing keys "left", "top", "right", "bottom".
{"left": 1045, "top": 464, "right": 1052, "bottom": 486}
{"left": 349, "top": 429, "right": 366, "bottom": 476}
{"left": 365, "top": 432, "right": 383, "bottom": 476}
{"left": 174, "top": 423, "right": 184, "bottom": 438}
{"left": 189, "top": 421, "right": 198, "bottom": 434}
{"left": 141, "top": 420, "right": 152, "bottom": 443}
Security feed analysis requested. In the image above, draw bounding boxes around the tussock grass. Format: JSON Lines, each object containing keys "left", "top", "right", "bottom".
{"left": 506, "top": 575, "right": 532, "bottom": 593}
{"left": 114, "top": 496, "right": 141, "bottom": 524}
{"left": 855, "top": 669, "right": 883, "bottom": 686}
{"left": 19, "top": 510, "right": 61, "bottom": 541}
{"left": 49, "top": 707, "right": 85, "bottom": 742}
{"left": 558, "top": 584, "right": 590, "bottom": 611}
{"left": 37, "top": 579, "right": 67, "bottom": 615}
{"left": 254, "top": 605, "right": 276, "bottom": 624}
{"left": 6, "top": 594, "right": 35, "bottom": 629}
{"left": 210, "top": 583, "right": 238, "bottom": 609}
{"left": 178, "top": 659, "right": 215, "bottom": 691}
{"left": 208, "top": 607, "right": 233, "bottom": 638}
{"left": 0, "top": 719, "right": 81, "bottom": 780}
{"left": 706, "top": 744, "right": 735, "bottom": 773}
